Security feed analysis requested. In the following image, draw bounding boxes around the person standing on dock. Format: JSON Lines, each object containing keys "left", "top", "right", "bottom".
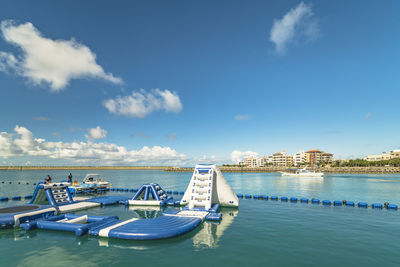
{"left": 45, "top": 175, "right": 52, "bottom": 184}
{"left": 68, "top": 173, "right": 72, "bottom": 183}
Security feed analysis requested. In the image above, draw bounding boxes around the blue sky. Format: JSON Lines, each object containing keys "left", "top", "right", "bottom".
{"left": 0, "top": 0, "right": 399, "bottom": 166}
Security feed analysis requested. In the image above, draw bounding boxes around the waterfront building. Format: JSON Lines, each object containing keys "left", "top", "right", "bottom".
{"left": 365, "top": 150, "right": 400, "bottom": 161}
{"left": 392, "top": 150, "right": 400, "bottom": 158}
{"left": 272, "top": 150, "right": 294, "bottom": 167}
{"left": 305, "top": 150, "right": 334, "bottom": 165}
{"left": 244, "top": 157, "right": 257, "bottom": 167}
{"left": 266, "top": 155, "right": 273, "bottom": 165}
{"left": 244, "top": 157, "right": 266, "bottom": 167}
{"left": 293, "top": 150, "right": 306, "bottom": 166}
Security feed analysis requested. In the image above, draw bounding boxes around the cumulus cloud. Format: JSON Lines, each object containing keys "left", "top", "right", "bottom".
{"left": 0, "top": 51, "right": 18, "bottom": 73}
{"left": 234, "top": 114, "right": 251, "bottom": 121}
{"left": 103, "top": 89, "right": 183, "bottom": 118}
{"left": 85, "top": 126, "right": 107, "bottom": 140}
{"left": 230, "top": 150, "right": 259, "bottom": 163}
{"left": 0, "top": 20, "right": 122, "bottom": 91}
{"left": 270, "top": 2, "right": 319, "bottom": 53}
{"left": 0, "top": 132, "right": 22, "bottom": 157}
{"left": 365, "top": 112, "right": 372, "bottom": 119}
{"left": 0, "top": 126, "right": 186, "bottom": 165}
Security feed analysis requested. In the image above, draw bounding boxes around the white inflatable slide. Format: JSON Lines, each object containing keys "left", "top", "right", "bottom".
{"left": 180, "top": 164, "right": 239, "bottom": 209}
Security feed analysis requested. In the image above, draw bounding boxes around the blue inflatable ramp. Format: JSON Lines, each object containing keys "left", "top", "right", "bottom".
{"left": 89, "top": 215, "right": 202, "bottom": 240}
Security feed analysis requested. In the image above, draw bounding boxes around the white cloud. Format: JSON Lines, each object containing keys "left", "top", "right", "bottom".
{"left": 230, "top": 150, "right": 259, "bottom": 163}
{"left": 234, "top": 114, "right": 251, "bottom": 121}
{"left": 0, "top": 126, "right": 186, "bottom": 165}
{"left": 0, "top": 132, "right": 22, "bottom": 157}
{"left": 0, "top": 51, "right": 18, "bottom": 73}
{"left": 103, "top": 89, "right": 183, "bottom": 118}
{"left": 0, "top": 20, "right": 122, "bottom": 91}
{"left": 365, "top": 112, "right": 372, "bottom": 119}
{"left": 270, "top": 2, "right": 319, "bottom": 53}
{"left": 85, "top": 126, "right": 107, "bottom": 140}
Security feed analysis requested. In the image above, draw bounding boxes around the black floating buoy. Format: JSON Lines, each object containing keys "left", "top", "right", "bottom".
{"left": 9, "top": 182, "right": 12, "bottom": 184}
{"left": 26, "top": 182, "right": 29, "bottom": 185}
{"left": 18, "top": 182, "right": 21, "bottom": 184}
{"left": 1, "top": 181, "right": 3, "bottom": 184}
{"left": 33, "top": 183, "right": 36, "bottom": 185}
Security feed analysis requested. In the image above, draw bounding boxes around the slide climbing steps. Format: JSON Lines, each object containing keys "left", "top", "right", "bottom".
{"left": 188, "top": 168, "right": 213, "bottom": 210}
{"left": 51, "top": 188, "right": 70, "bottom": 204}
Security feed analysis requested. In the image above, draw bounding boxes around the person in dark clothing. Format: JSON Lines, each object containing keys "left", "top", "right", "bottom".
{"left": 68, "top": 173, "right": 72, "bottom": 183}
{"left": 45, "top": 175, "right": 52, "bottom": 184}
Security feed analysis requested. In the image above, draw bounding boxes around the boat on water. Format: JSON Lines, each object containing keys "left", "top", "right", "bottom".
{"left": 279, "top": 168, "right": 324, "bottom": 177}
{"left": 68, "top": 174, "right": 109, "bottom": 194}
{"left": 81, "top": 173, "right": 109, "bottom": 189}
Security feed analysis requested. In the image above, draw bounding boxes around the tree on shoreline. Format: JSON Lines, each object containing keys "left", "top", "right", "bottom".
{"left": 336, "top": 158, "right": 400, "bottom": 167}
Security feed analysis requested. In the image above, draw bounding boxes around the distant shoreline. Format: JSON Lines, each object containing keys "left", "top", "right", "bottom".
{"left": 0, "top": 166, "right": 399, "bottom": 174}
{"left": 165, "top": 166, "right": 400, "bottom": 174}
{"left": 0, "top": 166, "right": 168, "bottom": 171}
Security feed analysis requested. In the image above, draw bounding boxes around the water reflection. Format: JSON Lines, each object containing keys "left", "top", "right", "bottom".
{"left": 192, "top": 208, "right": 238, "bottom": 249}
{"left": 18, "top": 245, "right": 99, "bottom": 267}
{"left": 0, "top": 227, "right": 28, "bottom": 241}
{"left": 128, "top": 206, "right": 163, "bottom": 218}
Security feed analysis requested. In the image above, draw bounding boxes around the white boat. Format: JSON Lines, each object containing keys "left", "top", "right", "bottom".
{"left": 279, "top": 168, "right": 324, "bottom": 177}
{"left": 82, "top": 173, "right": 109, "bottom": 188}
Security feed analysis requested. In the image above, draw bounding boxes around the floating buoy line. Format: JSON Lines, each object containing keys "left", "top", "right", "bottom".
{"left": 0, "top": 181, "right": 398, "bottom": 210}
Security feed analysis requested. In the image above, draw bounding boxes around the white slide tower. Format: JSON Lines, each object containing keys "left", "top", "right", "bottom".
{"left": 180, "top": 164, "right": 239, "bottom": 209}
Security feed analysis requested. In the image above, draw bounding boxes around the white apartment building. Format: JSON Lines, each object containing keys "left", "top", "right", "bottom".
{"left": 293, "top": 150, "right": 306, "bottom": 166}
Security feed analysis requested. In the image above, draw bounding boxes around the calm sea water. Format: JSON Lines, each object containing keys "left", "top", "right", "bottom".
{"left": 1, "top": 170, "right": 400, "bottom": 266}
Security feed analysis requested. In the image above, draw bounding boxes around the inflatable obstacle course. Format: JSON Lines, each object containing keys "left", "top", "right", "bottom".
{"left": 30, "top": 182, "right": 100, "bottom": 213}
{"left": 0, "top": 182, "right": 102, "bottom": 229}
{"left": 1, "top": 164, "right": 239, "bottom": 240}
{"left": 124, "top": 183, "right": 172, "bottom": 206}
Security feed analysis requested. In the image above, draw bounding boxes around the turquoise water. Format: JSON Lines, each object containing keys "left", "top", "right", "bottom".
{"left": 1, "top": 170, "right": 400, "bottom": 266}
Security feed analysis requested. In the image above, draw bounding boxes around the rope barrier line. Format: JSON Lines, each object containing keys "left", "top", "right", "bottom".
{"left": 235, "top": 193, "right": 397, "bottom": 210}
{"left": 0, "top": 182, "right": 398, "bottom": 210}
